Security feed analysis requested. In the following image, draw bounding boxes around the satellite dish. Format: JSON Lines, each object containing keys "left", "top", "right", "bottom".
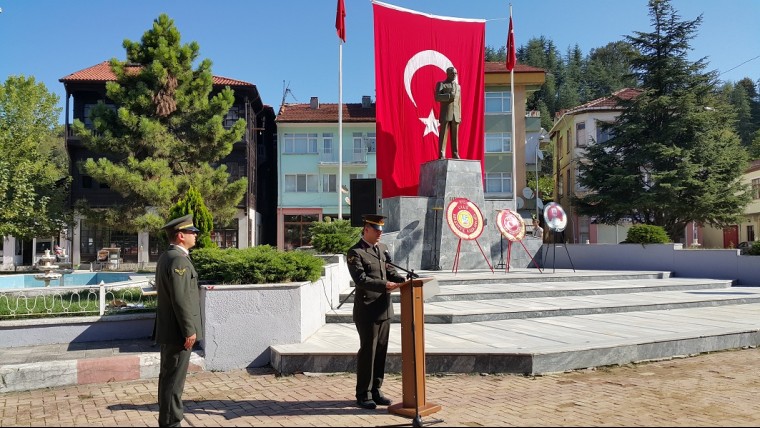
{"left": 537, "top": 198, "right": 544, "bottom": 209}
{"left": 516, "top": 197, "right": 524, "bottom": 209}
{"left": 522, "top": 187, "right": 534, "bottom": 199}
{"left": 536, "top": 148, "right": 544, "bottom": 160}
{"left": 344, "top": 197, "right": 351, "bottom": 206}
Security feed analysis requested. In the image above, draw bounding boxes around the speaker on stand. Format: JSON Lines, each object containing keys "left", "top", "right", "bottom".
{"left": 350, "top": 178, "right": 383, "bottom": 227}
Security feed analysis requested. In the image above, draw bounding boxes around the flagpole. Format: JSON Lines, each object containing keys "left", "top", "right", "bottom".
{"left": 338, "top": 41, "right": 344, "bottom": 220}
{"left": 509, "top": 4, "right": 517, "bottom": 212}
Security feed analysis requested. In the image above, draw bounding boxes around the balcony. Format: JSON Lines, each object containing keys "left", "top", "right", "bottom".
{"left": 318, "top": 151, "right": 369, "bottom": 166}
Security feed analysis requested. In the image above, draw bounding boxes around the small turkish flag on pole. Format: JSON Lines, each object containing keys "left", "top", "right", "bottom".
{"left": 336, "top": 0, "right": 346, "bottom": 42}
{"left": 506, "top": 15, "right": 516, "bottom": 71}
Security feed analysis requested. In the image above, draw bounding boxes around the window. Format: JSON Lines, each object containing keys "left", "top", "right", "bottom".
{"left": 484, "top": 172, "right": 512, "bottom": 193}
{"left": 485, "top": 91, "right": 511, "bottom": 113}
{"left": 566, "top": 129, "right": 571, "bottom": 154}
{"left": 366, "top": 133, "right": 376, "bottom": 153}
{"left": 576, "top": 122, "right": 587, "bottom": 147}
{"left": 748, "top": 225, "right": 755, "bottom": 242}
{"left": 212, "top": 228, "right": 238, "bottom": 249}
{"left": 558, "top": 173, "right": 564, "bottom": 196}
{"left": 349, "top": 173, "right": 375, "bottom": 180}
{"left": 596, "top": 121, "right": 614, "bottom": 144}
{"left": 284, "top": 174, "right": 318, "bottom": 192}
{"left": 752, "top": 178, "right": 760, "bottom": 200}
{"left": 283, "top": 214, "right": 319, "bottom": 250}
{"left": 223, "top": 105, "right": 245, "bottom": 129}
{"left": 320, "top": 133, "right": 335, "bottom": 163}
{"left": 352, "top": 133, "right": 367, "bottom": 162}
{"left": 225, "top": 162, "right": 246, "bottom": 181}
{"left": 485, "top": 132, "right": 512, "bottom": 153}
{"left": 322, "top": 174, "right": 337, "bottom": 193}
{"left": 283, "top": 133, "right": 318, "bottom": 154}
{"left": 83, "top": 103, "right": 116, "bottom": 129}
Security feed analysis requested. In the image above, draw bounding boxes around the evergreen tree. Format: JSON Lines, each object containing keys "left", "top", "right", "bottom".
{"left": 573, "top": 0, "right": 750, "bottom": 241}
{"left": 583, "top": 41, "right": 639, "bottom": 100}
{"left": 168, "top": 186, "right": 216, "bottom": 249}
{"left": 0, "top": 76, "right": 70, "bottom": 239}
{"left": 71, "top": 14, "right": 247, "bottom": 233}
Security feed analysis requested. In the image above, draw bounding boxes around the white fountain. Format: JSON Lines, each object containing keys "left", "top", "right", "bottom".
{"left": 34, "top": 249, "right": 62, "bottom": 287}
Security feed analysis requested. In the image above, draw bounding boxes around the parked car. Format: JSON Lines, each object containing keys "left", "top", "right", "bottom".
{"left": 737, "top": 241, "right": 751, "bottom": 255}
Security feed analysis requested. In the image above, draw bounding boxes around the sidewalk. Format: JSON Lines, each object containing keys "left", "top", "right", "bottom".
{"left": 1, "top": 347, "right": 759, "bottom": 426}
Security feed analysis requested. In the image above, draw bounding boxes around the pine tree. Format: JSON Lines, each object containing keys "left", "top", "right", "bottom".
{"left": 574, "top": 0, "right": 750, "bottom": 241}
{"left": 71, "top": 14, "right": 246, "bottom": 233}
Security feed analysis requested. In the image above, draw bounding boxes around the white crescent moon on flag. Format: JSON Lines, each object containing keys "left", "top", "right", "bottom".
{"left": 403, "top": 50, "right": 454, "bottom": 138}
{"left": 403, "top": 50, "right": 454, "bottom": 108}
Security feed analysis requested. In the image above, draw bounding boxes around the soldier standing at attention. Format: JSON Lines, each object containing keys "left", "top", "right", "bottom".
{"left": 154, "top": 214, "right": 202, "bottom": 427}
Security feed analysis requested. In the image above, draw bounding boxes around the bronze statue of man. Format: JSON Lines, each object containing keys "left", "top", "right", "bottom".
{"left": 435, "top": 66, "right": 461, "bottom": 159}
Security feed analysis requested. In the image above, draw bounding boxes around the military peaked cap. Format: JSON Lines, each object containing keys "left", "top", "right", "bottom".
{"left": 362, "top": 214, "right": 386, "bottom": 231}
{"left": 162, "top": 214, "right": 201, "bottom": 233}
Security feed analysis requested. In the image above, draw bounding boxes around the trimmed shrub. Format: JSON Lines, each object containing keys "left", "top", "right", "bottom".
{"left": 192, "top": 245, "right": 324, "bottom": 284}
{"left": 310, "top": 219, "right": 361, "bottom": 254}
{"left": 625, "top": 224, "right": 670, "bottom": 244}
{"left": 748, "top": 241, "right": 760, "bottom": 256}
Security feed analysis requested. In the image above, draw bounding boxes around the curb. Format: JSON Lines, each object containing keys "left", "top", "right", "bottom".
{"left": 0, "top": 350, "right": 205, "bottom": 393}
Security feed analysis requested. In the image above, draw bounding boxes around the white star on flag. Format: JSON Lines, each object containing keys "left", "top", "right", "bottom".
{"left": 419, "top": 109, "right": 440, "bottom": 137}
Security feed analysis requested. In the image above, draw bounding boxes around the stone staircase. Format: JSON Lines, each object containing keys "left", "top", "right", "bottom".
{"left": 270, "top": 270, "right": 760, "bottom": 375}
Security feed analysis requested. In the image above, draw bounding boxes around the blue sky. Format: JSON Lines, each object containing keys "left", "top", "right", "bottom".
{"left": 1, "top": 0, "right": 759, "bottom": 124}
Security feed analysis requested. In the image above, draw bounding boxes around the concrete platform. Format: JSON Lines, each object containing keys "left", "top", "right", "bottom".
{"left": 270, "top": 269, "right": 760, "bottom": 375}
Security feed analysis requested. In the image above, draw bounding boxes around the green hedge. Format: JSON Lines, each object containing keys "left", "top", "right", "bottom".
{"left": 310, "top": 219, "right": 361, "bottom": 254}
{"left": 192, "top": 245, "right": 324, "bottom": 284}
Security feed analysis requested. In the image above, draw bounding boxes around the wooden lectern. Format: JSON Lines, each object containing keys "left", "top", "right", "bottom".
{"left": 388, "top": 277, "right": 442, "bottom": 422}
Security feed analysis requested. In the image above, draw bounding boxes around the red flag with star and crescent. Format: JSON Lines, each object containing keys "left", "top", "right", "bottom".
{"left": 373, "top": 2, "right": 485, "bottom": 198}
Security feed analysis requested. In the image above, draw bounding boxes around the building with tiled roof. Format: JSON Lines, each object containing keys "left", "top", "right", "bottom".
{"left": 548, "top": 88, "right": 643, "bottom": 245}
{"left": 57, "top": 61, "right": 277, "bottom": 267}
{"left": 274, "top": 96, "right": 378, "bottom": 250}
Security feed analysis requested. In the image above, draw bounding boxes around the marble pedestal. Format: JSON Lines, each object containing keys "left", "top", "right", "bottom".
{"left": 382, "top": 159, "right": 544, "bottom": 273}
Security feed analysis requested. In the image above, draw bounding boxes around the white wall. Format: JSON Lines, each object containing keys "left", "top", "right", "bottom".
{"left": 200, "top": 257, "right": 346, "bottom": 371}
{"left": 542, "top": 243, "right": 760, "bottom": 285}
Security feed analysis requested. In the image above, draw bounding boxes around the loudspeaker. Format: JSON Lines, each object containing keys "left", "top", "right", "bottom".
{"left": 350, "top": 178, "right": 383, "bottom": 227}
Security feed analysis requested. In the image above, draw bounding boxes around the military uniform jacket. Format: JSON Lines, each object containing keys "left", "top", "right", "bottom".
{"left": 153, "top": 245, "right": 203, "bottom": 345}
{"left": 347, "top": 239, "right": 406, "bottom": 323}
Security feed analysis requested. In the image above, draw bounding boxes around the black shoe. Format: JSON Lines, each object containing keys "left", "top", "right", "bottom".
{"left": 372, "top": 392, "right": 392, "bottom": 406}
{"left": 356, "top": 398, "right": 377, "bottom": 410}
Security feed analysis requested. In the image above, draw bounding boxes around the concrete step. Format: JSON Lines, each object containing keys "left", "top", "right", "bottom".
{"left": 272, "top": 299, "right": 760, "bottom": 376}
{"left": 331, "top": 278, "right": 742, "bottom": 323}
{"left": 339, "top": 277, "right": 733, "bottom": 304}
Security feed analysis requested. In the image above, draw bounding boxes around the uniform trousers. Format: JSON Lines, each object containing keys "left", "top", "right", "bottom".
{"left": 354, "top": 318, "right": 391, "bottom": 400}
{"left": 158, "top": 344, "right": 191, "bottom": 427}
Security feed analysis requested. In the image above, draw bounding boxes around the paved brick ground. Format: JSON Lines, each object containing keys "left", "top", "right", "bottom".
{"left": 2, "top": 347, "right": 760, "bottom": 427}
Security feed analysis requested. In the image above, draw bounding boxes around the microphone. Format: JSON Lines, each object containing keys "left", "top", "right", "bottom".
{"left": 384, "top": 250, "right": 392, "bottom": 263}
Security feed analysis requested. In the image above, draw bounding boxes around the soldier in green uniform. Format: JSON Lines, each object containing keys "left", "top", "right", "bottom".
{"left": 154, "top": 214, "right": 202, "bottom": 427}
{"left": 346, "top": 214, "right": 407, "bottom": 409}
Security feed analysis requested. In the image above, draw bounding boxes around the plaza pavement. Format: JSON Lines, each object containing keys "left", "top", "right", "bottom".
{"left": 1, "top": 347, "right": 760, "bottom": 426}
{"left": 2, "top": 268, "right": 760, "bottom": 426}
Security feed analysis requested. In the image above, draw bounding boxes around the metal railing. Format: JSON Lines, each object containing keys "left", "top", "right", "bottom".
{"left": 0, "top": 278, "right": 155, "bottom": 319}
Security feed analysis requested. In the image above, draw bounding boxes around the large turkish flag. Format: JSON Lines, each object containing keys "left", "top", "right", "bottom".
{"left": 373, "top": 2, "right": 485, "bottom": 198}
